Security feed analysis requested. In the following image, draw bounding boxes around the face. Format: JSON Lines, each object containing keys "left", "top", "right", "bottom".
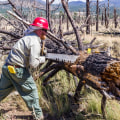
{"left": 35, "top": 29, "right": 47, "bottom": 40}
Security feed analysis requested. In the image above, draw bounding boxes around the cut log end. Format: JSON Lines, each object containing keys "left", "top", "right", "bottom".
{"left": 100, "top": 61, "right": 120, "bottom": 97}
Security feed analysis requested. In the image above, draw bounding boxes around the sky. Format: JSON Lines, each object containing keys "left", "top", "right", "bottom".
{"left": 41, "top": 0, "right": 104, "bottom": 4}
{"left": 0, "top": 0, "right": 104, "bottom": 4}
{"left": 0, "top": 0, "right": 7, "bottom": 1}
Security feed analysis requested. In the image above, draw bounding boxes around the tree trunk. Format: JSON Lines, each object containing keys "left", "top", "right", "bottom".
{"left": 61, "top": 0, "right": 83, "bottom": 50}
{"left": 107, "top": 0, "right": 109, "bottom": 17}
{"left": 86, "top": 0, "right": 90, "bottom": 34}
{"left": 114, "top": 8, "right": 118, "bottom": 28}
{"left": 105, "top": 7, "right": 109, "bottom": 28}
{"left": 101, "top": 11, "right": 104, "bottom": 25}
{"left": 96, "top": 0, "right": 99, "bottom": 31}
{"left": 66, "top": 0, "right": 69, "bottom": 31}
{"left": 46, "top": 0, "right": 52, "bottom": 32}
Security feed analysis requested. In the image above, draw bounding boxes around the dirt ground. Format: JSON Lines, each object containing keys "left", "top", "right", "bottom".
{"left": 0, "top": 92, "right": 34, "bottom": 120}
{"left": 0, "top": 91, "right": 84, "bottom": 120}
{"left": 0, "top": 94, "right": 55, "bottom": 120}
{"left": 0, "top": 92, "right": 78, "bottom": 120}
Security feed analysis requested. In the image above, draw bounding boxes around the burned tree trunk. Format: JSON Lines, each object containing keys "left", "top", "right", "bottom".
{"left": 58, "top": 15, "right": 63, "bottom": 39}
{"left": 46, "top": 0, "right": 51, "bottom": 31}
{"left": 61, "top": 0, "right": 83, "bottom": 50}
{"left": 46, "top": 0, "right": 55, "bottom": 32}
{"left": 86, "top": 0, "right": 90, "bottom": 34}
{"left": 114, "top": 8, "right": 118, "bottom": 28}
{"left": 96, "top": 0, "right": 99, "bottom": 31}
{"left": 101, "top": 11, "right": 104, "bottom": 25}
{"left": 78, "top": 9, "right": 81, "bottom": 24}
{"left": 107, "top": 0, "right": 109, "bottom": 17}
{"left": 66, "top": 0, "right": 69, "bottom": 31}
{"left": 105, "top": 7, "right": 109, "bottom": 28}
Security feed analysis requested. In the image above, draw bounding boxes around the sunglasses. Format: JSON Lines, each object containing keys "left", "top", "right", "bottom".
{"left": 42, "top": 29, "right": 47, "bottom": 33}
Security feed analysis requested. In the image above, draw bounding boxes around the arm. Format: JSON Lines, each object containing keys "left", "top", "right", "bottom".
{"left": 29, "top": 40, "right": 45, "bottom": 68}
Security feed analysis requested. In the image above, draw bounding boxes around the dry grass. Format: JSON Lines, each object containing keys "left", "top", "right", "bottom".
{"left": 0, "top": 19, "right": 120, "bottom": 119}
{"left": 63, "top": 21, "right": 120, "bottom": 59}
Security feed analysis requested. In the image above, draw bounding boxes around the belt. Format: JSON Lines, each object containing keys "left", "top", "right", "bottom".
{"left": 5, "top": 63, "right": 21, "bottom": 68}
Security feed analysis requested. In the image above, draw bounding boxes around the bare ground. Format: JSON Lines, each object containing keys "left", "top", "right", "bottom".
{"left": 0, "top": 93, "right": 34, "bottom": 120}
{"left": 0, "top": 91, "right": 104, "bottom": 120}
{"left": 0, "top": 92, "right": 78, "bottom": 120}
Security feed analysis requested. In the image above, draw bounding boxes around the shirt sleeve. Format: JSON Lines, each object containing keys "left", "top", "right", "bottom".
{"left": 29, "top": 39, "right": 45, "bottom": 68}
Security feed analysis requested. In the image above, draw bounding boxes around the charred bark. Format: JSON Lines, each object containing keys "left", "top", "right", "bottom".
{"left": 86, "top": 0, "right": 90, "bottom": 34}
{"left": 114, "top": 8, "right": 118, "bottom": 28}
{"left": 96, "top": 0, "right": 99, "bottom": 31}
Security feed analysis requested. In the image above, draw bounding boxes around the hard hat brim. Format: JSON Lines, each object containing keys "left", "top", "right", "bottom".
{"left": 30, "top": 24, "right": 49, "bottom": 30}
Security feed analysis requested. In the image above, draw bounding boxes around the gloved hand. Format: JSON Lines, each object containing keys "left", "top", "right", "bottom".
{"left": 43, "top": 47, "right": 47, "bottom": 55}
{"left": 40, "top": 47, "right": 47, "bottom": 56}
{"left": 39, "top": 56, "right": 46, "bottom": 63}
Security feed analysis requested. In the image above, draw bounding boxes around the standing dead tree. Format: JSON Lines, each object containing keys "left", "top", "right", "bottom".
{"left": 46, "top": 0, "right": 53, "bottom": 32}
{"left": 86, "top": 0, "right": 90, "bottom": 34}
{"left": 105, "top": 7, "right": 109, "bottom": 28}
{"left": 96, "top": 0, "right": 99, "bottom": 31}
{"left": 101, "top": 11, "right": 104, "bottom": 25}
{"left": 61, "top": 0, "right": 83, "bottom": 50}
{"left": 107, "top": 0, "right": 109, "bottom": 18}
{"left": 66, "top": 0, "right": 69, "bottom": 31}
{"left": 114, "top": 8, "right": 118, "bottom": 28}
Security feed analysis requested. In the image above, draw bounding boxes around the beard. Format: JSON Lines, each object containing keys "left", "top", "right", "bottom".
{"left": 40, "top": 35, "right": 46, "bottom": 40}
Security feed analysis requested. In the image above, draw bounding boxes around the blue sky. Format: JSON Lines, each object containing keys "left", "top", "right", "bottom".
{"left": 42, "top": 0, "right": 104, "bottom": 4}
{"left": 0, "top": 0, "right": 104, "bottom": 4}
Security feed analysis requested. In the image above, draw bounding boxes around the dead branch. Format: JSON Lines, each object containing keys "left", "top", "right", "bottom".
{"left": 49, "top": 0, "right": 55, "bottom": 5}
{"left": 51, "top": 4, "right": 61, "bottom": 12}
{"left": 41, "top": 60, "right": 53, "bottom": 71}
{"left": 90, "top": 37, "right": 96, "bottom": 45}
{"left": 43, "top": 68, "right": 61, "bottom": 85}
{"left": 61, "top": 0, "right": 83, "bottom": 50}
{"left": 0, "top": 29, "right": 21, "bottom": 38}
{"left": 0, "top": 14, "right": 22, "bottom": 30}
{"left": 8, "top": 0, "right": 22, "bottom": 18}
{"left": 40, "top": 62, "right": 63, "bottom": 77}
{"left": 63, "top": 24, "right": 88, "bottom": 36}
{"left": 47, "top": 31, "right": 78, "bottom": 54}
{"left": 32, "top": 5, "right": 46, "bottom": 11}
{"left": 0, "top": 46, "right": 11, "bottom": 50}
{"left": 7, "top": 10, "right": 29, "bottom": 26}
{"left": 0, "top": 2, "right": 9, "bottom": 5}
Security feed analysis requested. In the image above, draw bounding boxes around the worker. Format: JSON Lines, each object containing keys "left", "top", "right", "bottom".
{"left": 0, "top": 17, "right": 49, "bottom": 120}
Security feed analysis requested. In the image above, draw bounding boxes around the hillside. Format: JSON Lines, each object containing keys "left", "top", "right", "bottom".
{"left": 67, "top": 1, "right": 120, "bottom": 14}
{"left": 36, "top": 0, "right": 45, "bottom": 4}
{"left": 69, "top": 1, "right": 85, "bottom": 12}
{"left": 104, "top": 0, "right": 120, "bottom": 6}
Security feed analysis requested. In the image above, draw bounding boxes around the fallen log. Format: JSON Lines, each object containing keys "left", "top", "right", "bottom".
{"left": 65, "top": 52, "right": 120, "bottom": 119}
{"left": 41, "top": 52, "right": 120, "bottom": 119}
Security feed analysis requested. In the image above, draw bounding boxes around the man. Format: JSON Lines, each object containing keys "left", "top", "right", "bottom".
{"left": 0, "top": 17, "right": 49, "bottom": 120}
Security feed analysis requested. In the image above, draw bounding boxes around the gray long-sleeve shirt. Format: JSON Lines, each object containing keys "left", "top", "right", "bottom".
{"left": 6, "top": 32, "right": 45, "bottom": 68}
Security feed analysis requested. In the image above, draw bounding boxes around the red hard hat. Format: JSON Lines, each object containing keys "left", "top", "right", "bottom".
{"left": 30, "top": 17, "right": 49, "bottom": 30}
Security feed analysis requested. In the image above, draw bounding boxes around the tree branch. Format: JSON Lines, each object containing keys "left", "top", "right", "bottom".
{"left": 61, "top": 0, "right": 83, "bottom": 50}
{"left": 0, "top": 29, "right": 21, "bottom": 38}
{"left": 8, "top": 0, "right": 22, "bottom": 18}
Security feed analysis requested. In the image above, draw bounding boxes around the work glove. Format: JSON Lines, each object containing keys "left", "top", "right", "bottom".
{"left": 38, "top": 56, "right": 46, "bottom": 64}
{"left": 43, "top": 47, "right": 47, "bottom": 55}
{"left": 40, "top": 47, "right": 47, "bottom": 56}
